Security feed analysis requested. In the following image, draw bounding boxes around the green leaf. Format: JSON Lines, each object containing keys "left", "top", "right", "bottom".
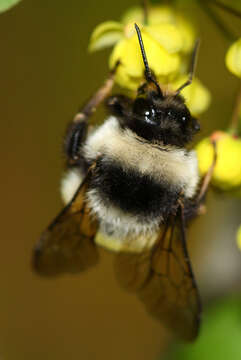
{"left": 0, "top": 0, "right": 22, "bottom": 13}
{"left": 169, "top": 297, "right": 241, "bottom": 360}
{"left": 88, "top": 21, "right": 124, "bottom": 52}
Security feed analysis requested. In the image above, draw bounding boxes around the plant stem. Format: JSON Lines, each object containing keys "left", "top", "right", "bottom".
{"left": 211, "top": 0, "right": 241, "bottom": 19}
{"left": 196, "top": 140, "right": 217, "bottom": 203}
{"left": 142, "top": 0, "right": 149, "bottom": 25}
{"left": 198, "top": 0, "right": 236, "bottom": 41}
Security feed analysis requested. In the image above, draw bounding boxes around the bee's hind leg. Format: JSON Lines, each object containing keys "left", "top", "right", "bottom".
{"left": 184, "top": 140, "right": 217, "bottom": 222}
{"left": 196, "top": 140, "right": 217, "bottom": 204}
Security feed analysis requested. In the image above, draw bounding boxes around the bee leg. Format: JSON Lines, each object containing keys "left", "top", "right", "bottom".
{"left": 64, "top": 61, "right": 120, "bottom": 167}
{"left": 196, "top": 140, "right": 217, "bottom": 204}
{"left": 64, "top": 119, "right": 89, "bottom": 168}
{"left": 184, "top": 140, "right": 217, "bottom": 222}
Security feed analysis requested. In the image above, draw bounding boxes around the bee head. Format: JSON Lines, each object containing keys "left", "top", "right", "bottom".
{"left": 130, "top": 90, "right": 200, "bottom": 146}
{"left": 106, "top": 24, "right": 200, "bottom": 147}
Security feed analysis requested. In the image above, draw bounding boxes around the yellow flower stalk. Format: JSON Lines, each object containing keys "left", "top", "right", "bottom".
{"left": 196, "top": 131, "right": 241, "bottom": 191}
{"left": 225, "top": 38, "right": 241, "bottom": 78}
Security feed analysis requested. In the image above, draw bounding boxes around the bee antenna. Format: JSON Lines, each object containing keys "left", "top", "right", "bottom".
{"left": 175, "top": 39, "right": 200, "bottom": 95}
{"left": 134, "top": 23, "right": 162, "bottom": 96}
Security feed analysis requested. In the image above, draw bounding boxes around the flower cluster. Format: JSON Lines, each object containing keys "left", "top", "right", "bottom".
{"left": 196, "top": 131, "right": 241, "bottom": 192}
{"left": 196, "top": 34, "right": 241, "bottom": 251}
{"left": 89, "top": 5, "right": 211, "bottom": 116}
{"left": 89, "top": 3, "right": 241, "bottom": 252}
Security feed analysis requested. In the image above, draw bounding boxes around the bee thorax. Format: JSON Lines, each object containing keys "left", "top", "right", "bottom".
{"left": 84, "top": 116, "right": 199, "bottom": 199}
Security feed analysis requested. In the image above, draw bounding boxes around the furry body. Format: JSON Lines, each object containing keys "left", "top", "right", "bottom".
{"left": 61, "top": 116, "right": 199, "bottom": 251}
{"left": 34, "top": 29, "right": 203, "bottom": 340}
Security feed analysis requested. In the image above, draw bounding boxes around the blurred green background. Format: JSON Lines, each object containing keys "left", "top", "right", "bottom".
{"left": 0, "top": 0, "right": 241, "bottom": 359}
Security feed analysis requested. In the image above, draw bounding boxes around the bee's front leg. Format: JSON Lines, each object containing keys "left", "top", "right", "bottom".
{"left": 64, "top": 61, "right": 120, "bottom": 167}
{"left": 64, "top": 116, "right": 89, "bottom": 167}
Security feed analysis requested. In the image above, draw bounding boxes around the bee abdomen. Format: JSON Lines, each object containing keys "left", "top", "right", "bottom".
{"left": 89, "top": 158, "right": 179, "bottom": 221}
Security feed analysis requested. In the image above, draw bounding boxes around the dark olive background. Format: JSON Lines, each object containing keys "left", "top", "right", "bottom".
{"left": 0, "top": 1, "right": 241, "bottom": 359}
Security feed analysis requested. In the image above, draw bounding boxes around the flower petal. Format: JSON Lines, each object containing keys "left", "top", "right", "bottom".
{"left": 121, "top": 5, "right": 175, "bottom": 26}
{"left": 112, "top": 58, "right": 142, "bottom": 90}
{"left": 172, "top": 76, "right": 211, "bottom": 116}
{"left": 110, "top": 32, "right": 180, "bottom": 89}
{"left": 109, "top": 38, "right": 143, "bottom": 77}
{"left": 121, "top": 6, "right": 145, "bottom": 26}
{"left": 88, "top": 21, "right": 124, "bottom": 52}
{"left": 196, "top": 132, "right": 241, "bottom": 190}
{"left": 146, "top": 23, "right": 183, "bottom": 53}
{"left": 121, "top": 5, "right": 195, "bottom": 54}
{"left": 175, "top": 15, "right": 196, "bottom": 53}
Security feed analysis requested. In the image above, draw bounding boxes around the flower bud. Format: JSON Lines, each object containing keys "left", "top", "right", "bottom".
{"left": 171, "top": 76, "right": 211, "bottom": 116}
{"left": 225, "top": 38, "right": 241, "bottom": 78}
{"left": 196, "top": 131, "right": 241, "bottom": 191}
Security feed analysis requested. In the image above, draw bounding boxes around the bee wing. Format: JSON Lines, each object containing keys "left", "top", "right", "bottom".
{"left": 33, "top": 169, "right": 99, "bottom": 276}
{"left": 115, "top": 205, "right": 201, "bottom": 341}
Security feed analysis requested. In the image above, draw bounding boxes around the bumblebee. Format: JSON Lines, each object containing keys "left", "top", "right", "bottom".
{"left": 33, "top": 25, "right": 214, "bottom": 341}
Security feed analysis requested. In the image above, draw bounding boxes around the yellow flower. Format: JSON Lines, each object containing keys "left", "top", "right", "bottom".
{"left": 89, "top": 5, "right": 198, "bottom": 91}
{"left": 237, "top": 225, "right": 241, "bottom": 251}
{"left": 88, "top": 21, "right": 124, "bottom": 52}
{"left": 196, "top": 131, "right": 241, "bottom": 191}
{"left": 171, "top": 76, "right": 211, "bottom": 116}
{"left": 109, "top": 30, "right": 180, "bottom": 91}
{"left": 225, "top": 38, "right": 241, "bottom": 78}
{"left": 121, "top": 6, "right": 174, "bottom": 27}
{"left": 120, "top": 6, "right": 196, "bottom": 54}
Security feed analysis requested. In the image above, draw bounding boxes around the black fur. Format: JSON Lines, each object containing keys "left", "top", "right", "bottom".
{"left": 106, "top": 95, "right": 132, "bottom": 118}
{"left": 90, "top": 157, "right": 180, "bottom": 222}
{"left": 106, "top": 92, "right": 200, "bottom": 147}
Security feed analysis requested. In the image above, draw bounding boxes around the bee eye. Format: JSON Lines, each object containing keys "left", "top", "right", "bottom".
{"left": 144, "top": 107, "right": 156, "bottom": 121}
{"left": 133, "top": 98, "right": 157, "bottom": 125}
{"left": 181, "top": 116, "right": 187, "bottom": 123}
